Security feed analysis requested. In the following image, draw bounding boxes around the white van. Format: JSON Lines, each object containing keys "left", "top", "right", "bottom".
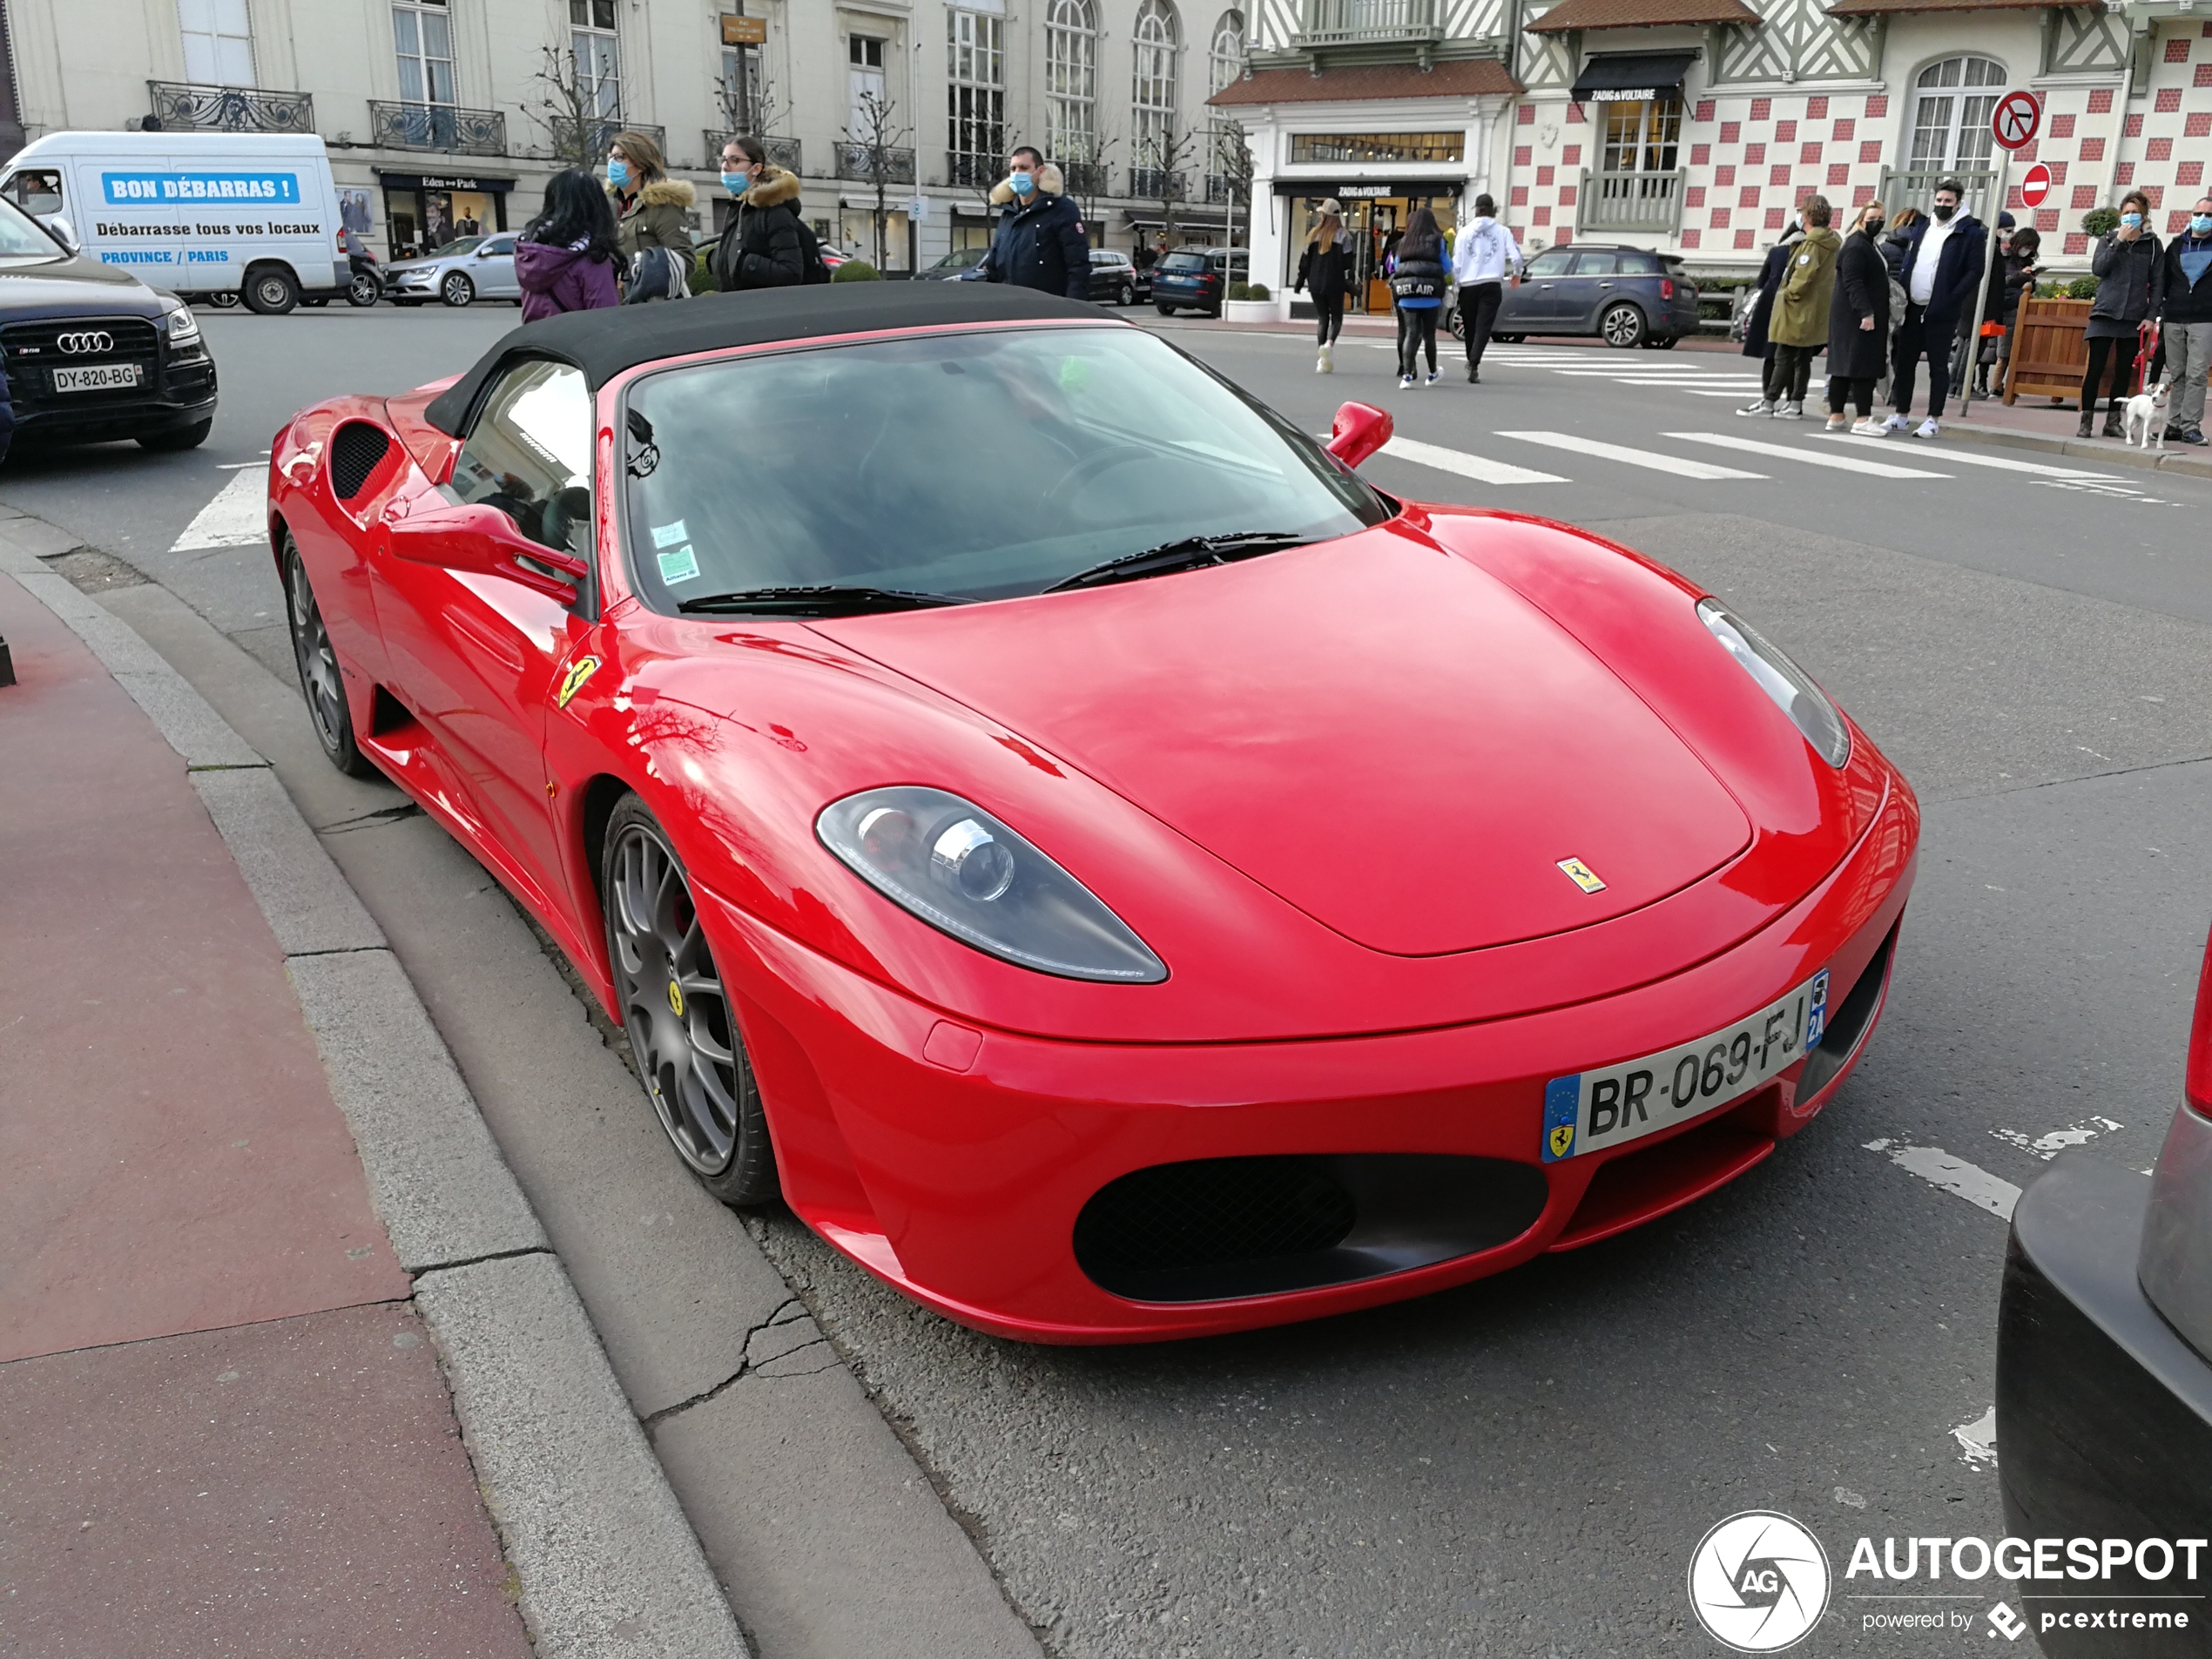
{"left": 0, "top": 132, "right": 346, "bottom": 314}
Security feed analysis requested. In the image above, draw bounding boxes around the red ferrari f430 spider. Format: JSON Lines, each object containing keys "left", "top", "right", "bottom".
{"left": 268, "top": 284, "right": 1916, "bottom": 1342}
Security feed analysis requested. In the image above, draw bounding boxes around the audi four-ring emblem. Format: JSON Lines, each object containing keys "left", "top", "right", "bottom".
{"left": 56, "top": 331, "right": 114, "bottom": 354}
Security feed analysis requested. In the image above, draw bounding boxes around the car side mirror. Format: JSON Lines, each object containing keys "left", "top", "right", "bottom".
{"left": 1325, "top": 401, "right": 1393, "bottom": 469}
{"left": 41, "top": 213, "right": 77, "bottom": 254}
{"left": 393, "top": 500, "right": 588, "bottom": 602}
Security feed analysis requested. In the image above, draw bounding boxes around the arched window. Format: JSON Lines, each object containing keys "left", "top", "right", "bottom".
{"left": 1131, "top": 0, "right": 1181, "bottom": 187}
{"left": 1908, "top": 55, "right": 2005, "bottom": 175}
{"left": 1046, "top": 0, "right": 1096, "bottom": 164}
{"left": 1209, "top": 10, "right": 1244, "bottom": 95}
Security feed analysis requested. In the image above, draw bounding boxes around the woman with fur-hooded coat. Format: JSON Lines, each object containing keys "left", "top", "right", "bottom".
{"left": 711, "top": 160, "right": 806, "bottom": 291}
{"left": 975, "top": 152, "right": 1089, "bottom": 300}
{"left": 605, "top": 129, "right": 696, "bottom": 269}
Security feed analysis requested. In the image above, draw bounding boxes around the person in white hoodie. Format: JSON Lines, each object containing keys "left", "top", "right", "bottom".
{"left": 1450, "top": 193, "right": 1522, "bottom": 383}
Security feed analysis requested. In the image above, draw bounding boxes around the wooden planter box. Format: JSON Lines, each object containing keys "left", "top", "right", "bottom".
{"left": 2003, "top": 296, "right": 2130, "bottom": 407}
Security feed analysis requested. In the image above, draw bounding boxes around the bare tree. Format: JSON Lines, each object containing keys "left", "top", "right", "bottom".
{"left": 529, "top": 44, "right": 615, "bottom": 172}
{"left": 840, "top": 89, "right": 911, "bottom": 269}
{"left": 1063, "top": 120, "right": 1121, "bottom": 236}
{"left": 1213, "top": 119, "right": 1254, "bottom": 247}
{"left": 1133, "top": 122, "right": 1198, "bottom": 249}
{"left": 714, "top": 57, "right": 788, "bottom": 146}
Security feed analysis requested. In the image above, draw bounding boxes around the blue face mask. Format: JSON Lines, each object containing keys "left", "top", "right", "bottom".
{"left": 1009, "top": 170, "right": 1035, "bottom": 197}
{"left": 2194, "top": 215, "right": 2212, "bottom": 236}
{"left": 722, "top": 171, "right": 749, "bottom": 196}
{"left": 607, "top": 158, "right": 629, "bottom": 188}
{"left": 2121, "top": 212, "right": 2144, "bottom": 229}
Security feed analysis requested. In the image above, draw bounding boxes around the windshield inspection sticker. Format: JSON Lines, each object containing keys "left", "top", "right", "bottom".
{"left": 657, "top": 544, "right": 701, "bottom": 584}
{"left": 651, "top": 519, "right": 689, "bottom": 548}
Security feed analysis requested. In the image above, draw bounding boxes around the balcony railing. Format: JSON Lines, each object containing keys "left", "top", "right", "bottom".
{"left": 1130, "top": 167, "right": 1186, "bottom": 201}
{"left": 1061, "top": 159, "right": 1110, "bottom": 196}
{"left": 146, "top": 80, "right": 314, "bottom": 134}
{"left": 1578, "top": 168, "right": 1685, "bottom": 234}
{"left": 705, "top": 132, "right": 801, "bottom": 175}
{"left": 544, "top": 117, "right": 664, "bottom": 168}
{"left": 368, "top": 100, "right": 505, "bottom": 156}
{"left": 1292, "top": 0, "right": 1441, "bottom": 47}
{"left": 835, "top": 143, "right": 915, "bottom": 185}
{"left": 1204, "top": 173, "right": 1243, "bottom": 205}
{"left": 1878, "top": 165, "right": 1999, "bottom": 226}
{"left": 948, "top": 152, "right": 1001, "bottom": 188}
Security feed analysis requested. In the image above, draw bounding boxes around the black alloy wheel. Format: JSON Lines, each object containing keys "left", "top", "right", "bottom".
{"left": 347, "top": 270, "right": 381, "bottom": 307}
{"left": 283, "top": 538, "right": 375, "bottom": 776}
{"left": 1601, "top": 302, "right": 1647, "bottom": 348}
{"left": 603, "top": 797, "right": 779, "bottom": 1205}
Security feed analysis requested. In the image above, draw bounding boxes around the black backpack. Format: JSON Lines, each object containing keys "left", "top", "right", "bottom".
{"left": 793, "top": 218, "right": 832, "bottom": 285}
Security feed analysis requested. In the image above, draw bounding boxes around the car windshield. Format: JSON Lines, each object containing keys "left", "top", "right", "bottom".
{"left": 0, "top": 192, "right": 65, "bottom": 261}
{"left": 435, "top": 235, "right": 485, "bottom": 257}
{"left": 621, "top": 324, "right": 1389, "bottom": 613}
{"left": 1159, "top": 252, "right": 1208, "bottom": 272}
{"left": 931, "top": 249, "right": 981, "bottom": 269}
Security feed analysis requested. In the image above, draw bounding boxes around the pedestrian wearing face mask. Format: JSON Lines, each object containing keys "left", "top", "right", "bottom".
{"left": 976, "top": 145, "right": 1089, "bottom": 300}
{"left": 2079, "top": 191, "right": 2161, "bottom": 440}
{"left": 710, "top": 136, "right": 806, "bottom": 291}
{"left": 1877, "top": 179, "right": 1986, "bottom": 439}
{"left": 605, "top": 130, "right": 696, "bottom": 274}
{"left": 2151, "top": 194, "right": 2212, "bottom": 447}
{"left": 1737, "top": 212, "right": 1805, "bottom": 403}
{"left": 1826, "top": 203, "right": 1892, "bottom": 433}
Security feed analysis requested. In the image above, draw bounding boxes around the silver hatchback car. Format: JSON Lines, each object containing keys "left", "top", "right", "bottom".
{"left": 387, "top": 234, "right": 521, "bottom": 307}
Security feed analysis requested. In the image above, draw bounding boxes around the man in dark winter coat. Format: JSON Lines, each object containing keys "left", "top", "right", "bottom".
{"left": 2152, "top": 192, "right": 2212, "bottom": 446}
{"left": 1878, "top": 179, "right": 1986, "bottom": 439}
{"left": 711, "top": 138, "right": 806, "bottom": 291}
{"left": 974, "top": 146, "right": 1089, "bottom": 300}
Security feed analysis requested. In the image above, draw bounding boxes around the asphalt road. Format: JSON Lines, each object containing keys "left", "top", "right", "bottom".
{"left": 16, "top": 302, "right": 2212, "bottom": 1657}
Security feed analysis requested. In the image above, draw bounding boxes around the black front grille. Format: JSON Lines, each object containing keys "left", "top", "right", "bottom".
{"left": 328, "top": 421, "right": 392, "bottom": 501}
{"left": 3, "top": 315, "right": 163, "bottom": 406}
{"left": 1075, "top": 1153, "right": 1550, "bottom": 1304}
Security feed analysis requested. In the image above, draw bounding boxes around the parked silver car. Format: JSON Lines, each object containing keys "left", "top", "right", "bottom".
{"left": 386, "top": 234, "right": 520, "bottom": 307}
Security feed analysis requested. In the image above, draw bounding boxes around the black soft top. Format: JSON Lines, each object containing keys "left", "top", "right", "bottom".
{"left": 423, "top": 282, "right": 1110, "bottom": 435}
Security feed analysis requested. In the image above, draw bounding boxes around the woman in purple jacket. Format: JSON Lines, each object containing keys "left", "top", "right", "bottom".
{"left": 516, "top": 170, "right": 623, "bottom": 322}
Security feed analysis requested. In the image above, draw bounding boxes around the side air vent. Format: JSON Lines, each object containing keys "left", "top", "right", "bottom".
{"left": 329, "top": 421, "right": 392, "bottom": 502}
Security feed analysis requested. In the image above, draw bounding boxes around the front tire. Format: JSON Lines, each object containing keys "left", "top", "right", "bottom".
{"left": 243, "top": 266, "right": 300, "bottom": 315}
{"left": 347, "top": 270, "right": 381, "bottom": 307}
{"left": 137, "top": 418, "right": 212, "bottom": 452}
{"left": 1601, "top": 302, "right": 1647, "bottom": 348}
{"left": 283, "top": 538, "right": 376, "bottom": 778}
{"left": 603, "top": 797, "right": 779, "bottom": 1206}
{"left": 1155, "top": 301, "right": 1175, "bottom": 316}
{"left": 1118, "top": 281, "right": 1134, "bottom": 306}
{"left": 441, "top": 273, "right": 475, "bottom": 307}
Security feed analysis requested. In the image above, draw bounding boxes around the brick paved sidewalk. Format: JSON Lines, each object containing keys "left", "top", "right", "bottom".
{"left": 0, "top": 570, "right": 533, "bottom": 1658}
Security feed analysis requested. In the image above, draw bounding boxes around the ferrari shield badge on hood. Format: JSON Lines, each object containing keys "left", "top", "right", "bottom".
{"left": 1556, "top": 857, "right": 1606, "bottom": 894}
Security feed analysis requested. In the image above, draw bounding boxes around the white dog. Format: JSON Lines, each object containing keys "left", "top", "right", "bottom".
{"left": 2121, "top": 381, "right": 2172, "bottom": 450}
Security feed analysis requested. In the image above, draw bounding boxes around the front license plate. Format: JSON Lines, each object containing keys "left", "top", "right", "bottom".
{"left": 1541, "top": 970, "right": 1829, "bottom": 1162}
{"left": 53, "top": 363, "right": 142, "bottom": 393}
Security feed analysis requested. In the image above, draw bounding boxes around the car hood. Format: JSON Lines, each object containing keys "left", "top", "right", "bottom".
{"left": 0, "top": 255, "right": 166, "bottom": 316}
{"left": 813, "top": 523, "right": 1754, "bottom": 956}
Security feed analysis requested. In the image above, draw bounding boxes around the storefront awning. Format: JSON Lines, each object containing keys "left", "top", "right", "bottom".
{"left": 1569, "top": 51, "right": 1702, "bottom": 102}
{"left": 1531, "top": 0, "right": 1755, "bottom": 31}
{"left": 1269, "top": 179, "right": 1467, "bottom": 198}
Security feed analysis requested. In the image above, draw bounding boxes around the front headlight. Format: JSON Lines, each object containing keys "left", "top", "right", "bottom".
{"left": 1696, "top": 598, "right": 1850, "bottom": 768}
{"left": 818, "top": 786, "right": 1167, "bottom": 983}
{"left": 164, "top": 305, "right": 200, "bottom": 344}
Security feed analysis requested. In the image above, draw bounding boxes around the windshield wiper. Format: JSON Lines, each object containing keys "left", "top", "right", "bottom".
{"left": 1044, "top": 531, "right": 1311, "bottom": 593}
{"left": 675, "top": 584, "right": 966, "bottom": 617}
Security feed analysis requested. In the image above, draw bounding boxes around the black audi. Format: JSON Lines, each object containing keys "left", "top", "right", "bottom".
{"left": 0, "top": 192, "right": 217, "bottom": 453}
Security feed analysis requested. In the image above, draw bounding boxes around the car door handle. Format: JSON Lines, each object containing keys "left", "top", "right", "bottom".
{"left": 1597, "top": 282, "right": 1613, "bottom": 288}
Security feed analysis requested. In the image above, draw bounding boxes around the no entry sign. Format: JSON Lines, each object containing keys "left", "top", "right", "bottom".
{"left": 1993, "top": 91, "right": 2041, "bottom": 152}
{"left": 2020, "top": 162, "right": 2053, "bottom": 208}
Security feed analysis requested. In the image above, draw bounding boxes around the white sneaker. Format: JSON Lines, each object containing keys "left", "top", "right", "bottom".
{"left": 1914, "top": 418, "right": 1940, "bottom": 439}
{"left": 1737, "top": 399, "right": 1775, "bottom": 417}
{"left": 1881, "top": 413, "right": 1909, "bottom": 434}
{"left": 1425, "top": 370, "right": 1441, "bottom": 386}
{"left": 1850, "top": 417, "right": 1889, "bottom": 436}
{"left": 1824, "top": 413, "right": 1849, "bottom": 431}
{"left": 1398, "top": 374, "right": 1415, "bottom": 389}
{"left": 1316, "top": 346, "right": 1333, "bottom": 374}
{"left": 1778, "top": 400, "right": 1804, "bottom": 420}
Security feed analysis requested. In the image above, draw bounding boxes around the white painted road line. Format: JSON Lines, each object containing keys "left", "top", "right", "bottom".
{"left": 1495, "top": 429, "right": 1765, "bottom": 480}
{"left": 1809, "top": 432, "right": 2122, "bottom": 479}
{"left": 169, "top": 469, "right": 268, "bottom": 552}
{"left": 1668, "top": 431, "right": 1952, "bottom": 479}
{"left": 1378, "top": 435, "right": 1567, "bottom": 485}
{"left": 1864, "top": 1138, "right": 2022, "bottom": 1221}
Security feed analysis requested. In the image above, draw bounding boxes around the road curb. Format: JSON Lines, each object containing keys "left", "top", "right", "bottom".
{"left": 1944, "top": 416, "right": 2212, "bottom": 481}
{"left": 0, "top": 521, "right": 752, "bottom": 1659}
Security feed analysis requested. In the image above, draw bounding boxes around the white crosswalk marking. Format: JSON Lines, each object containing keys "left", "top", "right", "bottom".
{"left": 1494, "top": 430, "right": 1765, "bottom": 480}
{"left": 169, "top": 469, "right": 268, "bottom": 552}
{"left": 1808, "top": 433, "right": 2121, "bottom": 479}
{"left": 1377, "top": 435, "right": 1566, "bottom": 485}
{"left": 1666, "top": 431, "right": 1952, "bottom": 479}
{"left": 1864, "top": 1138, "right": 2020, "bottom": 1221}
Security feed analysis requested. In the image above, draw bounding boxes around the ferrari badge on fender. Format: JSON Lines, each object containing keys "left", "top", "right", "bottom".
{"left": 556, "top": 655, "right": 601, "bottom": 709}
{"left": 1557, "top": 857, "right": 1606, "bottom": 894}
